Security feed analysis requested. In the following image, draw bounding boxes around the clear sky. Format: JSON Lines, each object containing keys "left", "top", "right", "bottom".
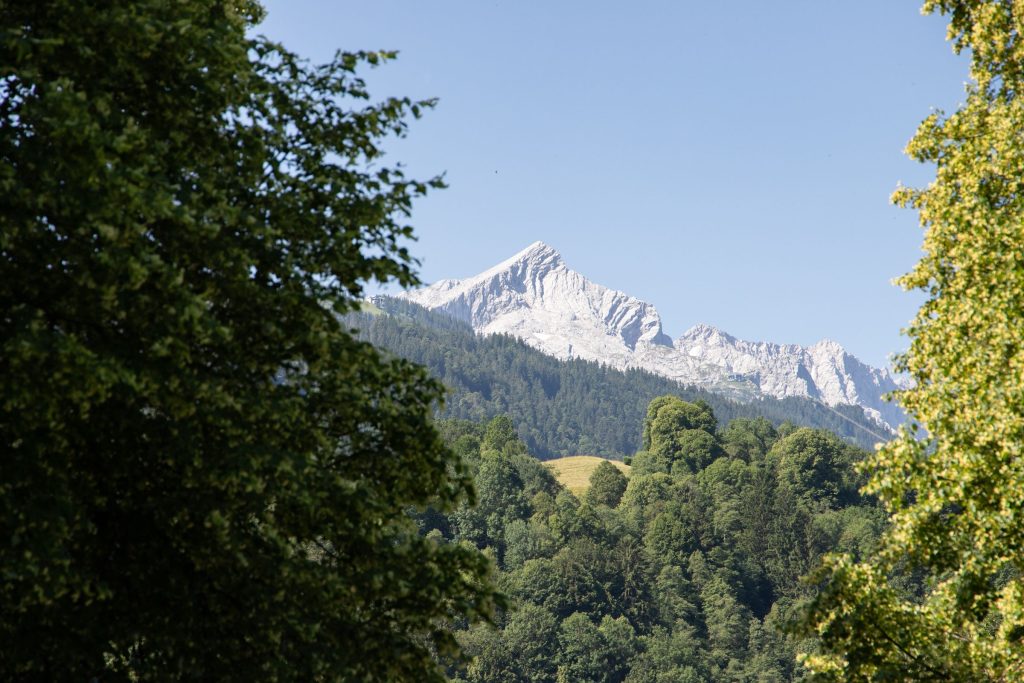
{"left": 257, "top": 1, "right": 967, "bottom": 369}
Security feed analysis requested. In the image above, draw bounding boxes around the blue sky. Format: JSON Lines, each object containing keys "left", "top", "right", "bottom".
{"left": 258, "top": 1, "right": 966, "bottom": 369}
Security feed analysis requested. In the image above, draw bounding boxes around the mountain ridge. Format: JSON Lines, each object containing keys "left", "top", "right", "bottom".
{"left": 399, "top": 241, "right": 904, "bottom": 429}
{"left": 348, "top": 296, "right": 891, "bottom": 455}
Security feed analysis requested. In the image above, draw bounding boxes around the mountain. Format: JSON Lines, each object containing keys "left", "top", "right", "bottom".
{"left": 347, "top": 297, "right": 891, "bottom": 456}
{"left": 399, "top": 241, "right": 905, "bottom": 429}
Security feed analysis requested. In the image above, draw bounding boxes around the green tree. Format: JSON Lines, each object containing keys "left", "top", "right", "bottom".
{"left": 624, "top": 624, "right": 708, "bottom": 683}
{"left": 455, "top": 624, "right": 517, "bottom": 683}
{"left": 642, "top": 397, "right": 718, "bottom": 450}
{"left": 556, "top": 612, "right": 637, "bottom": 683}
{"left": 620, "top": 472, "right": 673, "bottom": 524}
{"left": 443, "top": 408, "right": 884, "bottom": 681}
{"left": 451, "top": 602, "right": 563, "bottom": 682}
{"left": 0, "top": 2, "right": 498, "bottom": 680}
{"left": 701, "top": 575, "right": 752, "bottom": 669}
{"left": 503, "top": 604, "right": 561, "bottom": 683}
{"left": 503, "top": 517, "right": 555, "bottom": 570}
{"left": 671, "top": 429, "right": 722, "bottom": 474}
{"left": 768, "top": 428, "right": 858, "bottom": 508}
{"left": 556, "top": 612, "right": 609, "bottom": 683}
{"left": 451, "top": 450, "right": 531, "bottom": 560}
{"left": 597, "top": 615, "right": 642, "bottom": 683}
{"left": 483, "top": 414, "right": 522, "bottom": 453}
{"left": 586, "top": 460, "right": 629, "bottom": 508}
{"left": 800, "top": 2, "right": 1024, "bottom": 679}
{"left": 721, "top": 417, "right": 778, "bottom": 462}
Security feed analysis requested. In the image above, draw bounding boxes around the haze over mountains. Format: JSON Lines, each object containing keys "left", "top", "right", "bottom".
{"left": 399, "top": 241, "right": 905, "bottom": 430}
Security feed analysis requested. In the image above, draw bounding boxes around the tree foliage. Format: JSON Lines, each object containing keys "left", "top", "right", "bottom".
{"left": 586, "top": 460, "right": 629, "bottom": 508}
{"left": 0, "top": 2, "right": 498, "bottom": 680}
{"left": 800, "top": 2, "right": 1024, "bottom": 679}
{"left": 441, "top": 408, "right": 881, "bottom": 682}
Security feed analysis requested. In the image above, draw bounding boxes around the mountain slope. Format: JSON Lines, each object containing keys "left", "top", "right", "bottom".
{"left": 346, "top": 297, "right": 891, "bottom": 457}
{"left": 400, "top": 241, "right": 904, "bottom": 428}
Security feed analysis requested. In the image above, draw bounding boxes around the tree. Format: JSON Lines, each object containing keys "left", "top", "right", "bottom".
{"left": 451, "top": 450, "right": 531, "bottom": 559}
{"left": 721, "top": 417, "right": 778, "bottom": 462}
{"left": 436, "top": 406, "right": 884, "bottom": 680}
{"left": 586, "top": 460, "right": 629, "bottom": 508}
{"left": 633, "top": 396, "right": 723, "bottom": 475}
{"left": 800, "top": 2, "right": 1024, "bottom": 679}
{"left": 700, "top": 575, "right": 753, "bottom": 677}
{"left": 555, "top": 612, "right": 637, "bottom": 683}
{"left": 483, "top": 414, "right": 521, "bottom": 453}
{"left": 502, "top": 603, "right": 561, "bottom": 683}
{"left": 768, "top": 428, "right": 857, "bottom": 508}
{"left": 642, "top": 397, "right": 718, "bottom": 451}
{"left": 0, "top": 2, "right": 499, "bottom": 680}
{"left": 624, "top": 624, "right": 708, "bottom": 683}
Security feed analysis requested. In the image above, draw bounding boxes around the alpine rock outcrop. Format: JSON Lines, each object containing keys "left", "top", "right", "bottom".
{"left": 398, "top": 241, "right": 905, "bottom": 430}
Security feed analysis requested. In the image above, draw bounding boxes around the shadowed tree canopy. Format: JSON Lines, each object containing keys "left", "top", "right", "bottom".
{"left": 0, "top": 1, "right": 499, "bottom": 680}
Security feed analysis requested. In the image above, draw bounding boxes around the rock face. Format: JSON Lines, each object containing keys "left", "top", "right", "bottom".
{"left": 399, "top": 241, "right": 905, "bottom": 430}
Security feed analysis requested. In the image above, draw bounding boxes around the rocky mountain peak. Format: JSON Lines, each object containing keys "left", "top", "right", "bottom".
{"left": 517, "top": 240, "right": 561, "bottom": 262}
{"left": 399, "top": 243, "right": 904, "bottom": 431}
{"left": 679, "top": 323, "right": 736, "bottom": 344}
{"left": 808, "top": 338, "right": 849, "bottom": 360}
{"left": 475, "top": 240, "right": 565, "bottom": 282}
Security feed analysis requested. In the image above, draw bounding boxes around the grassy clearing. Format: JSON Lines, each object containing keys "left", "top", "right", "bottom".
{"left": 546, "top": 456, "right": 631, "bottom": 497}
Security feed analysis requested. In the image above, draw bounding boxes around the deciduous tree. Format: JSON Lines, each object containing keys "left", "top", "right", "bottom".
{"left": 586, "top": 460, "right": 629, "bottom": 508}
{"left": 0, "top": 1, "right": 498, "bottom": 680}
{"left": 800, "top": 1, "right": 1024, "bottom": 679}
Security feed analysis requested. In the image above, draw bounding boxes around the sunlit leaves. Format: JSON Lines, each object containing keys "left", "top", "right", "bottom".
{"left": 800, "top": 2, "right": 1024, "bottom": 679}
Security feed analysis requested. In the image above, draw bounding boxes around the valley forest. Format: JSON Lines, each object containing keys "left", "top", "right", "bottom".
{"left": 2, "top": 1, "right": 1023, "bottom": 682}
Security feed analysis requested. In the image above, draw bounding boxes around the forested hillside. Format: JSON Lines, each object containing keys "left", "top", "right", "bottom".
{"left": 428, "top": 401, "right": 885, "bottom": 681}
{"left": 346, "top": 297, "right": 890, "bottom": 457}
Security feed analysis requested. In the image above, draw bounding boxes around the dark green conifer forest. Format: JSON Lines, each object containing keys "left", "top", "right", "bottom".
{"left": 347, "top": 297, "right": 891, "bottom": 457}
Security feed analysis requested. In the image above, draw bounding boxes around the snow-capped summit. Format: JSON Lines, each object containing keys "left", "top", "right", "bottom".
{"left": 400, "top": 242, "right": 904, "bottom": 430}
{"left": 679, "top": 323, "right": 739, "bottom": 346}
{"left": 401, "top": 241, "right": 673, "bottom": 368}
{"left": 675, "top": 326, "right": 904, "bottom": 428}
